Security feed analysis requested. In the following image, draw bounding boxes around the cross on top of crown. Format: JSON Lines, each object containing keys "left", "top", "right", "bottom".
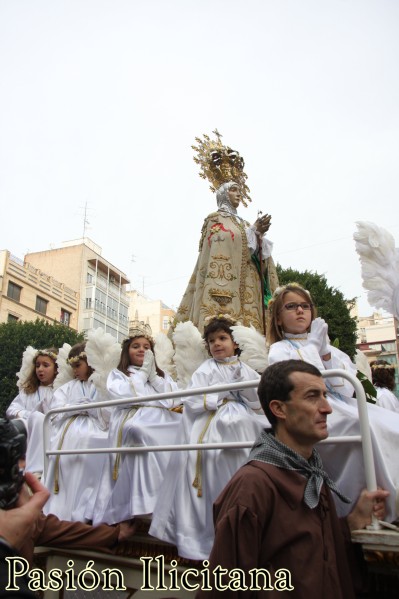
{"left": 212, "top": 128, "right": 222, "bottom": 142}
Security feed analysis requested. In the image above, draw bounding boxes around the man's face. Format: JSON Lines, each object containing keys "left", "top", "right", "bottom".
{"left": 274, "top": 372, "right": 332, "bottom": 454}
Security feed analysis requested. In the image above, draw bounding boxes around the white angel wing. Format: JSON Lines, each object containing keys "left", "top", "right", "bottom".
{"left": 354, "top": 349, "right": 372, "bottom": 381}
{"left": 85, "top": 328, "right": 121, "bottom": 396}
{"left": 231, "top": 325, "right": 268, "bottom": 373}
{"left": 16, "top": 346, "right": 38, "bottom": 389}
{"left": 54, "top": 343, "right": 74, "bottom": 390}
{"left": 354, "top": 221, "right": 399, "bottom": 318}
{"left": 154, "top": 333, "right": 176, "bottom": 379}
{"left": 173, "top": 321, "right": 208, "bottom": 388}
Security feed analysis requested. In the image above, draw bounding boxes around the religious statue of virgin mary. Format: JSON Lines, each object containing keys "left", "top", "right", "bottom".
{"left": 172, "top": 130, "right": 278, "bottom": 336}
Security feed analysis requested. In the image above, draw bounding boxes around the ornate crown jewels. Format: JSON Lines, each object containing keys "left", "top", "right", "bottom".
{"left": 192, "top": 129, "right": 251, "bottom": 207}
{"left": 128, "top": 320, "right": 153, "bottom": 342}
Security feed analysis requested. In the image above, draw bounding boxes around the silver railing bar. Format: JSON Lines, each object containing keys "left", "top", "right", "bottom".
{"left": 43, "top": 380, "right": 257, "bottom": 472}
{"left": 45, "top": 435, "right": 362, "bottom": 456}
{"left": 43, "top": 370, "right": 376, "bottom": 501}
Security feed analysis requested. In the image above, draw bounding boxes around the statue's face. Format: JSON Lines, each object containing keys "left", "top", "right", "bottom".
{"left": 227, "top": 184, "right": 241, "bottom": 208}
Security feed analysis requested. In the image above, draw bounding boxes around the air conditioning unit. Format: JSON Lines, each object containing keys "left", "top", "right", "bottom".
{"left": 110, "top": 276, "right": 116, "bottom": 283}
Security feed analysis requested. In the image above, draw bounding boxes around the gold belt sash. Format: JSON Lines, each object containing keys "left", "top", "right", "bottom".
{"left": 112, "top": 404, "right": 166, "bottom": 481}
{"left": 53, "top": 415, "right": 80, "bottom": 494}
{"left": 192, "top": 398, "right": 232, "bottom": 498}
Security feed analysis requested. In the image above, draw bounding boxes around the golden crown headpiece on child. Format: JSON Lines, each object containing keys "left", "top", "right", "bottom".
{"left": 67, "top": 352, "right": 87, "bottom": 365}
{"left": 203, "top": 314, "right": 242, "bottom": 327}
{"left": 371, "top": 362, "right": 397, "bottom": 370}
{"left": 16, "top": 346, "right": 58, "bottom": 390}
{"left": 36, "top": 349, "right": 58, "bottom": 361}
{"left": 192, "top": 129, "right": 251, "bottom": 207}
{"left": 268, "top": 283, "right": 313, "bottom": 305}
{"left": 127, "top": 320, "right": 154, "bottom": 342}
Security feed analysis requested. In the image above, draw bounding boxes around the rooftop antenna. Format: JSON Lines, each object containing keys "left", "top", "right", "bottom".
{"left": 129, "top": 254, "right": 136, "bottom": 291}
{"left": 141, "top": 276, "right": 146, "bottom": 295}
{"left": 82, "top": 201, "right": 90, "bottom": 238}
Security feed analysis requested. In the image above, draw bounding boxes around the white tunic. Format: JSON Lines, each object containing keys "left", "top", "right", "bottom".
{"left": 89, "top": 367, "right": 181, "bottom": 525}
{"left": 149, "top": 357, "right": 269, "bottom": 560}
{"left": 6, "top": 386, "right": 54, "bottom": 422}
{"left": 43, "top": 379, "right": 110, "bottom": 521}
{"left": 375, "top": 387, "right": 399, "bottom": 413}
{"left": 6, "top": 386, "right": 54, "bottom": 475}
{"left": 268, "top": 334, "right": 399, "bottom": 520}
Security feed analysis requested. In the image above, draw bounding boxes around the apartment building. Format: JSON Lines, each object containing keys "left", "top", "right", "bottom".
{"left": 356, "top": 310, "right": 399, "bottom": 394}
{"left": 127, "top": 289, "right": 175, "bottom": 336}
{"left": 25, "top": 238, "right": 129, "bottom": 341}
{"left": 357, "top": 311, "right": 398, "bottom": 360}
{"left": 0, "top": 250, "right": 79, "bottom": 328}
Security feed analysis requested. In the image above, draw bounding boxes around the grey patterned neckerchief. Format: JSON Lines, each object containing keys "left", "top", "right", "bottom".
{"left": 248, "top": 429, "right": 351, "bottom": 509}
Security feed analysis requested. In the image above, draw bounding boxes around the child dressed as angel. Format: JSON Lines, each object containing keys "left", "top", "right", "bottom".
{"left": 43, "top": 333, "right": 118, "bottom": 522}
{"left": 149, "top": 316, "right": 269, "bottom": 561}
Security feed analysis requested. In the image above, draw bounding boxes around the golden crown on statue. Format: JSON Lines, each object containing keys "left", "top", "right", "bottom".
{"left": 192, "top": 129, "right": 251, "bottom": 206}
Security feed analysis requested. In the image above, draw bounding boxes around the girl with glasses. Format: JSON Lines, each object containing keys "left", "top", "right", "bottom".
{"left": 267, "top": 283, "right": 343, "bottom": 379}
{"left": 266, "top": 283, "right": 399, "bottom": 523}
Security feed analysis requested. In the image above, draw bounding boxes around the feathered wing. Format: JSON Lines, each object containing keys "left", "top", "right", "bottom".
{"left": 54, "top": 343, "right": 74, "bottom": 390}
{"left": 16, "top": 346, "right": 38, "bottom": 389}
{"left": 354, "top": 221, "right": 399, "bottom": 318}
{"left": 154, "top": 333, "right": 176, "bottom": 379}
{"left": 85, "top": 328, "right": 121, "bottom": 397}
{"left": 173, "top": 321, "right": 208, "bottom": 388}
{"left": 354, "top": 349, "right": 372, "bottom": 380}
{"left": 231, "top": 325, "right": 268, "bottom": 373}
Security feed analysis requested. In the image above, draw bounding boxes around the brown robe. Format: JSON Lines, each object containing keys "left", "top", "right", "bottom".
{"left": 197, "top": 461, "right": 356, "bottom": 599}
{"left": 22, "top": 513, "right": 119, "bottom": 565}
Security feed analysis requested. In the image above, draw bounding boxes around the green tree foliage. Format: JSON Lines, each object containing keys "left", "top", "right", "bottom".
{"left": 276, "top": 266, "right": 357, "bottom": 360}
{"left": 0, "top": 319, "right": 84, "bottom": 417}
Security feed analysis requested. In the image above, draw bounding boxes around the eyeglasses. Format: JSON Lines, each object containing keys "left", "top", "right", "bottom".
{"left": 281, "top": 302, "right": 313, "bottom": 312}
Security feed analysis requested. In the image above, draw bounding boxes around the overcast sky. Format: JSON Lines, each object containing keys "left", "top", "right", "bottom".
{"left": 1, "top": 0, "right": 398, "bottom": 317}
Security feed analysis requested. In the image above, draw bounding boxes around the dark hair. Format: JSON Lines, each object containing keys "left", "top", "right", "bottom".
{"left": 117, "top": 336, "right": 165, "bottom": 378}
{"left": 68, "top": 342, "right": 86, "bottom": 360}
{"left": 258, "top": 360, "right": 322, "bottom": 428}
{"left": 203, "top": 317, "right": 240, "bottom": 356}
{"left": 370, "top": 360, "right": 396, "bottom": 392}
{"left": 68, "top": 342, "right": 94, "bottom": 377}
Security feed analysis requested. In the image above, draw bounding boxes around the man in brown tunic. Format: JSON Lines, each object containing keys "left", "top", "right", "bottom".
{"left": 198, "top": 360, "right": 388, "bottom": 598}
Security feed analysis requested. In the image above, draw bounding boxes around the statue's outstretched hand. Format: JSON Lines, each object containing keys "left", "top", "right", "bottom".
{"left": 255, "top": 213, "right": 271, "bottom": 235}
